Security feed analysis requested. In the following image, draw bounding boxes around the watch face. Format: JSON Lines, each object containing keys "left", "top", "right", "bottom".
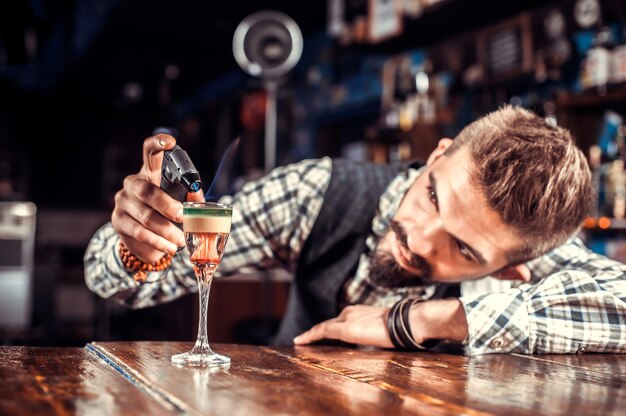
{"left": 574, "top": 0, "right": 601, "bottom": 29}
{"left": 545, "top": 9, "right": 566, "bottom": 40}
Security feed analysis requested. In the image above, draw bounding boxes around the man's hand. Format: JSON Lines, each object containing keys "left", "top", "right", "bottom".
{"left": 293, "top": 305, "right": 394, "bottom": 348}
{"left": 111, "top": 134, "right": 204, "bottom": 263}
{"left": 293, "top": 299, "right": 469, "bottom": 349}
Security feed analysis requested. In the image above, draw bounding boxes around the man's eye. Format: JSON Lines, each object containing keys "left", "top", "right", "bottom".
{"left": 426, "top": 186, "right": 437, "bottom": 205}
{"left": 457, "top": 241, "right": 473, "bottom": 261}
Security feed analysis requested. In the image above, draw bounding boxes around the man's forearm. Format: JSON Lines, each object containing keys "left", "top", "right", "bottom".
{"left": 409, "top": 299, "right": 469, "bottom": 344}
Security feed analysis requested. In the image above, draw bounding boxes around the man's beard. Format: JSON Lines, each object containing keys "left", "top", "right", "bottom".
{"left": 369, "top": 220, "right": 433, "bottom": 288}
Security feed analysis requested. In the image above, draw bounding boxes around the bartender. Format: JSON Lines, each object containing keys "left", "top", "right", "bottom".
{"left": 84, "top": 105, "right": 626, "bottom": 355}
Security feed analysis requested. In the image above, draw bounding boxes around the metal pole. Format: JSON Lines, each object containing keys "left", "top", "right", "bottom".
{"left": 264, "top": 80, "right": 278, "bottom": 173}
{"left": 263, "top": 80, "right": 278, "bottom": 342}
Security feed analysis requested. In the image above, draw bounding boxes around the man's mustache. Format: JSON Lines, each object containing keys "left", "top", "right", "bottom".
{"left": 389, "top": 220, "right": 429, "bottom": 270}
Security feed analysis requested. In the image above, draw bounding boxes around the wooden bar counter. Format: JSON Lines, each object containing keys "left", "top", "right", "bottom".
{"left": 1, "top": 341, "right": 625, "bottom": 415}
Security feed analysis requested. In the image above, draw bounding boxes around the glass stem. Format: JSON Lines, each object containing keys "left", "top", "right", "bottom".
{"left": 192, "top": 265, "right": 214, "bottom": 354}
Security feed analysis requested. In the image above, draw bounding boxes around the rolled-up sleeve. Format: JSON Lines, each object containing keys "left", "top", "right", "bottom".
{"left": 84, "top": 157, "right": 331, "bottom": 309}
{"left": 460, "top": 269, "right": 626, "bottom": 355}
{"left": 84, "top": 222, "right": 198, "bottom": 309}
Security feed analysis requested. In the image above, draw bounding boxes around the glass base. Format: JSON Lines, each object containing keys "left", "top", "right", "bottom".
{"left": 171, "top": 349, "right": 230, "bottom": 368}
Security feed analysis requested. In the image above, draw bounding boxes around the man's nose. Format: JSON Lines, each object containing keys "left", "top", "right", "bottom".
{"left": 406, "top": 219, "right": 444, "bottom": 258}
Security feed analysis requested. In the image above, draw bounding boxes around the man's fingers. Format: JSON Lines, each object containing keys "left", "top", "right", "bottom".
{"left": 119, "top": 194, "right": 184, "bottom": 246}
{"left": 294, "top": 305, "right": 392, "bottom": 348}
{"left": 142, "top": 134, "right": 176, "bottom": 176}
{"left": 120, "top": 236, "right": 171, "bottom": 265}
{"left": 121, "top": 175, "right": 183, "bottom": 224}
{"left": 293, "top": 321, "right": 344, "bottom": 345}
{"left": 115, "top": 213, "right": 179, "bottom": 262}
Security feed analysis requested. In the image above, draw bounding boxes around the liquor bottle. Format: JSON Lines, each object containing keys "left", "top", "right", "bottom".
{"left": 583, "top": 26, "right": 612, "bottom": 95}
{"left": 589, "top": 145, "right": 604, "bottom": 218}
{"left": 597, "top": 110, "right": 623, "bottom": 162}
{"left": 610, "top": 39, "right": 626, "bottom": 88}
{"left": 607, "top": 160, "right": 626, "bottom": 219}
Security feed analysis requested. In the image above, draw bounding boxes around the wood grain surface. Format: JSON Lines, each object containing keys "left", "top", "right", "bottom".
{"left": 0, "top": 346, "right": 170, "bottom": 416}
{"left": 87, "top": 341, "right": 626, "bottom": 416}
{"left": 86, "top": 341, "right": 450, "bottom": 415}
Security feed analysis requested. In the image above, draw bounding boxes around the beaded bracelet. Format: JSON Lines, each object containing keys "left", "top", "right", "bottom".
{"left": 118, "top": 242, "right": 173, "bottom": 283}
{"left": 386, "top": 298, "right": 440, "bottom": 351}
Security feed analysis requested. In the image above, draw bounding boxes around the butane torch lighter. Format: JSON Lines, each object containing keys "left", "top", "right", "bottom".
{"left": 156, "top": 127, "right": 202, "bottom": 202}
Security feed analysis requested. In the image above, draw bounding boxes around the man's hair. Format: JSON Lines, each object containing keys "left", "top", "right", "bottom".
{"left": 446, "top": 105, "right": 593, "bottom": 262}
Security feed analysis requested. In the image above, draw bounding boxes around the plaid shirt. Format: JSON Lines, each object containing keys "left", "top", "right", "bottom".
{"left": 85, "top": 157, "right": 626, "bottom": 355}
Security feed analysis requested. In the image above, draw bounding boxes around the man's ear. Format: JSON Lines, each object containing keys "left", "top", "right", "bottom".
{"left": 492, "top": 263, "right": 531, "bottom": 283}
{"left": 426, "top": 138, "right": 454, "bottom": 166}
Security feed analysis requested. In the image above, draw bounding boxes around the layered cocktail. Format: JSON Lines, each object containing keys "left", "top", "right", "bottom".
{"left": 171, "top": 201, "right": 232, "bottom": 367}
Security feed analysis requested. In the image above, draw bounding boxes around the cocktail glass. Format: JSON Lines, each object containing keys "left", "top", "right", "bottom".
{"left": 171, "top": 201, "right": 232, "bottom": 367}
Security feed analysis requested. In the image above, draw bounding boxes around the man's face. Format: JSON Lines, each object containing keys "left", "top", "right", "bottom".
{"left": 371, "top": 146, "right": 522, "bottom": 287}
